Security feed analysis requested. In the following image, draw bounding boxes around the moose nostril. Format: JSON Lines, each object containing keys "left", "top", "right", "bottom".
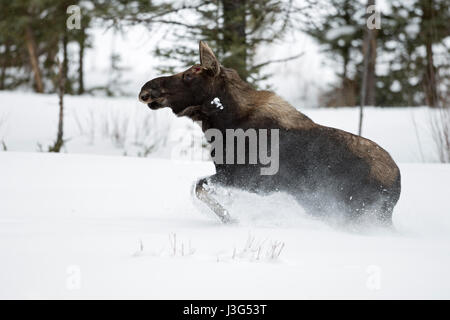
{"left": 140, "top": 93, "right": 150, "bottom": 102}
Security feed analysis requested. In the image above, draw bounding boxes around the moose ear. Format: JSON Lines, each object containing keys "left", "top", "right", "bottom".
{"left": 199, "top": 41, "right": 220, "bottom": 76}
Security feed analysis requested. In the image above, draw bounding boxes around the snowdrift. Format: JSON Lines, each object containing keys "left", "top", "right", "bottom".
{"left": 0, "top": 152, "right": 449, "bottom": 299}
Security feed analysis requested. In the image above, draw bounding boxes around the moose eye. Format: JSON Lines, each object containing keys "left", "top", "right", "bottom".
{"left": 183, "top": 72, "right": 193, "bottom": 82}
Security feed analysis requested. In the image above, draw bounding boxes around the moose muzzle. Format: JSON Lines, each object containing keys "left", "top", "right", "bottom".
{"left": 138, "top": 78, "right": 167, "bottom": 109}
{"left": 139, "top": 87, "right": 161, "bottom": 104}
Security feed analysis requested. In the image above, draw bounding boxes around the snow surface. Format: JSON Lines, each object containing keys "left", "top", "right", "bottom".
{"left": 0, "top": 152, "right": 449, "bottom": 299}
{"left": 1, "top": 91, "right": 449, "bottom": 299}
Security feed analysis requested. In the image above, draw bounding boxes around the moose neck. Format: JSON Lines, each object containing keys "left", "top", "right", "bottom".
{"left": 201, "top": 68, "right": 256, "bottom": 131}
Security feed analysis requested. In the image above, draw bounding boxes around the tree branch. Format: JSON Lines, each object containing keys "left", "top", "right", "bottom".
{"left": 252, "top": 52, "right": 305, "bottom": 70}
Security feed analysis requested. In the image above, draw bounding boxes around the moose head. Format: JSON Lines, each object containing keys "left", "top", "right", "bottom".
{"left": 139, "top": 41, "right": 229, "bottom": 116}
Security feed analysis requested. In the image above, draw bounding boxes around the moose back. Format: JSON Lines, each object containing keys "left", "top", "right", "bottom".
{"left": 139, "top": 41, "right": 401, "bottom": 225}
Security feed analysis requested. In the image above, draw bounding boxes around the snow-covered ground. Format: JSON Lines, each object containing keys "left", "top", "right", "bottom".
{"left": 1, "top": 92, "right": 449, "bottom": 299}
{"left": 0, "top": 152, "right": 449, "bottom": 299}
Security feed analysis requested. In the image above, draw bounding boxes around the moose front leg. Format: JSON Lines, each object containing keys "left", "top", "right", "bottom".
{"left": 193, "top": 177, "right": 232, "bottom": 223}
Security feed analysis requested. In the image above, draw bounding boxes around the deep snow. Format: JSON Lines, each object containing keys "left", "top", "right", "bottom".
{"left": 1, "top": 91, "right": 449, "bottom": 299}
{"left": 0, "top": 152, "right": 449, "bottom": 299}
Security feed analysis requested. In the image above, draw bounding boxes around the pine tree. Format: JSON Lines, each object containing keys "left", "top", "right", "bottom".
{"left": 305, "top": 0, "right": 365, "bottom": 106}
{"left": 99, "top": 0, "right": 296, "bottom": 87}
{"left": 0, "top": 1, "right": 30, "bottom": 90}
{"left": 0, "top": 0, "right": 93, "bottom": 94}
{"left": 379, "top": 0, "right": 449, "bottom": 106}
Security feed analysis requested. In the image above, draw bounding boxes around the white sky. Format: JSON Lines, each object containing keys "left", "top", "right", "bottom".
{"left": 81, "top": 0, "right": 392, "bottom": 108}
{"left": 82, "top": 25, "right": 333, "bottom": 108}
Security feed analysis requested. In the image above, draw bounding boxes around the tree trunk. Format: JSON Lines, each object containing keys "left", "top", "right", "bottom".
{"left": 341, "top": 2, "right": 355, "bottom": 106}
{"left": 342, "top": 49, "right": 356, "bottom": 106}
{"left": 343, "top": 50, "right": 348, "bottom": 80}
{"left": 0, "top": 41, "right": 8, "bottom": 90}
{"left": 221, "top": 0, "right": 247, "bottom": 80}
{"left": 360, "top": 0, "right": 377, "bottom": 106}
{"left": 359, "top": 0, "right": 377, "bottom": 135}
{"left": 78, "top": 27, "right": 85, "bottom": 95}
{"left": 424, "top": 41, "right": 438, "bottom": 107}
{"left": 0, "top": 67, "right": 5, "bottom": 90}
{"left": 365, "top": 4, "right": 377, "bottom": 106}
{"left": 422, "top": 0, "right": 439, "bottom": 107}
{"left": 49, "top": 59, "right": 65, "bottom": 153}
{"left": 24, "top": 25, "right": 44, "bottom": 93}
{"left": 62, "top": 32, "right": 72, "bottom": 94}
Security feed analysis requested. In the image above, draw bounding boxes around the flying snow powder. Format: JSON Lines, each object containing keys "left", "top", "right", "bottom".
{"left": 211, "top": 97, "right": 224, "bottom": 110}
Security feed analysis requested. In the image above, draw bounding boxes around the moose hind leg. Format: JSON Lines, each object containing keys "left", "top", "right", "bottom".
{"left": 377, "top": 200, "right": 394, "bottom": 227}
{"left": 193, "top": 177, "right": 232, "bottom": 224}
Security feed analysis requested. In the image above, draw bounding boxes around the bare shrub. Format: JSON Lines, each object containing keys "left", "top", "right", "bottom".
{"left": 429, "top": 67, "right": 450, "bottom": 162}
{"left": 73, "top": 104, "right": 171, "bottom": 156}
{"left": 132, "top": 234, "right": 195, "bottom": 258}
{"left": 232, "top": 233, "right": 285, "bottom": 262}
{"left": 168, "top": 233, "right": 195, "bottom": 257}
{"left": 0, "top": 113, "right": 8, "bottom": 149}
{"left": 48, "top": 58, "right": 65, "bottom": 153}
{"left": 101, "top": 109, "right": 129, "bottom": 148}
{"left": 73, "top": 108, "right": 96, "bottom": 144}
{"left": 132, "top": 238, "right": 145, "bottom": 257}
{"left": 133, "top": 112, "right": 169, "bottom": 157}
{"left": 430, "top": 103, "right": 450, "bottom": 163}
{"left": 0, "top": 113, "right": 6, "bottom": 128}
{"left": 319, "top": 78, "right": 357, "bottom": 107}
{"left": 169, "top": 121, "right": 210, "bottom": 161}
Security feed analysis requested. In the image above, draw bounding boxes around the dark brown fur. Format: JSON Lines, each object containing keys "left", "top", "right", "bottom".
{"left": 139, "top": 41, "right": 401, "bottom": 225}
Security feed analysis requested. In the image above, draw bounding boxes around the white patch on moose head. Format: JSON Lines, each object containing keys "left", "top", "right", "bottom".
{"left": 211, "top": 97, "right": 224, "bottom": 110}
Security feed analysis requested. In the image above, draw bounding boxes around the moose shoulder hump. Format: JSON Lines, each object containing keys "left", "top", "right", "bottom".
{"left": 245, "top": 91, "right": 316, "bottom": 130}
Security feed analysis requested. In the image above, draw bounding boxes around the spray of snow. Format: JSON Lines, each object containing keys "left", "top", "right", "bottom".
{"left": 211, "top": 97, "right": 224, "bottom": 110}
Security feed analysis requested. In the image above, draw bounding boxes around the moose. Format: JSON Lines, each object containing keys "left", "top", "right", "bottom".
{"left": 139, "top": 41, "right": 401, "bottom": 226}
